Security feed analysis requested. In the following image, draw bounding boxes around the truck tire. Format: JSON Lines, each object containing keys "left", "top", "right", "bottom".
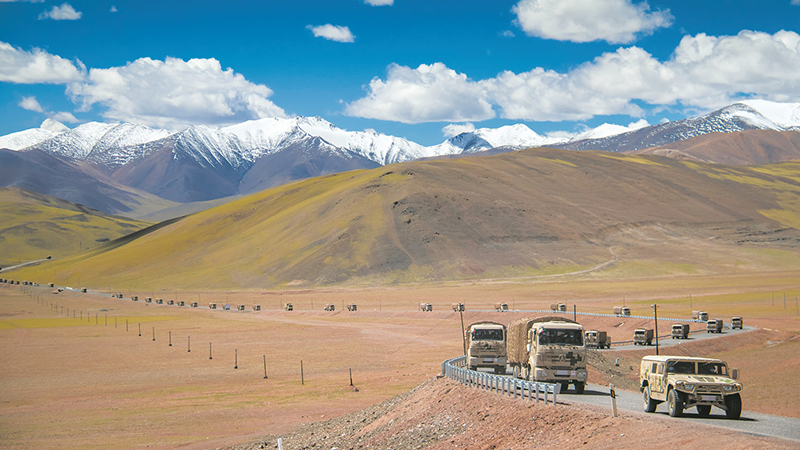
{"left": 725, "top": 394, "right": 742, "bottom": 419}
{"left": 668, "top": 389, "right": 683, "bottom": 417}
{"left": 696, "top": 405, "right": 711, "bottom": 417}
{"left": 574, "top": 382, "right": 585, "bottom": 394}
{"left": 559, "top": 382, "right": 569, "bottom": 393}
{"left": 512, "top": 365, "right": 519, "bottom": 378}
{"left": 643, "top": 386, "right": 658, "bottom": 413}
{"left": 494, "top": 366, "right": 505, "bottom": 375}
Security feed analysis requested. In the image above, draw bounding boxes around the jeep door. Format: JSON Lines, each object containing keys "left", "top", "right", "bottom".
{"left": 649, "top": 362, "right": 667, "bottom": 400}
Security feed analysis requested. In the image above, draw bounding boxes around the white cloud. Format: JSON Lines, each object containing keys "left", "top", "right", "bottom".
{"left": 41, "top": 118, "right": 70, "bottom": 132}
{"left": 307, "top": 24, "right": 355, "bottom": 43}
{"left": 0, "top": 41, "right": 84, "bottom": 84}
{"left": 442, "top": 122, "right": 476, "bottom": 138}
{"left": 19, "top": 96, "right": 44, "bottom": 112}
{"left": 501, "top": 30, "right": 515, "bottom": 38}
{"left": 0, "top": 0, "right": 45, "bottom": 3}
{"left": 50, "top": 111, "right": 79, "bottom": 123}
{"left": 512, "top": 0, "right": 672, "bottom": 44}
{"left": 38, "top": 2, "right": 83, "bottom": 20}
{"left": 66, "top": 57, "right": 287, "bottom": 130}
{"left": 345, "top": 63, "right": 495, "bottom": 123}
{"left": 365, "top": 0, "right": 393, "bottom": 5}
{"left": 793, "top": 0, "right": 800, "bottom": 5}
{"left": 110, "top": 5, "right": 117, "bottom": 13}
{"left": 346, "top": 30, "right": 800, "bottom": 123}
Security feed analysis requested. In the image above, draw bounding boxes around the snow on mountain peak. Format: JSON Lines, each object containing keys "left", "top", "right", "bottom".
{"left": 737, "top": 99, "right": 800, "bottom": 129}
{"left": 41, "top": 119, "right": 69, "bottom": 133}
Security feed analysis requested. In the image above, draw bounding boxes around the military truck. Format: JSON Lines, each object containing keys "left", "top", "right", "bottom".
{"left": 707, "top": 319, "right": 723, "bottom": 333}
{"left": 585, "top": 330, "right": 611, "bottom": 349}
{"left": 640, "top": 355, "right": 742, "bottom": 419}
{"left": 420, "top": 303, "right": 432, "bottom": 311}
{"left": 324, "top": 304, "right": 335, "bottom": 311}
{"left": 507, "top": 316, "right": 587, "bottom": 393}
{"left": 671, "top": 323, "right": 690, "bottom": 339}
{"left": 347, "top": 304, "right": 357, "bottom": 311}
{"left": 465, "top": 321, "right": 507, "bottom": 374}
{"left": 634, "top": 328, "right": 654, "bottom": 345}
{"left": 613, "top": 306, "right": 631, "bottom": 316}
{"left": 495, "top": 303, "right": 508, "bottom": 312}
{"left": 253, "top": 305, "right": 261, "bottom": 311}
{"left": 284, "top": 303, "right": 293, "bottom": 311}
{"left": 731, "top": 316, "right": 743, "bottom": 329}
{"left": 237, "top": 304, "right": 245, "bottom": 311}
{"left": 452, "top": 303, "right": 465, "bottom": 312}
{"left": 692, "top": 310, "right": 709, "bottom": 321}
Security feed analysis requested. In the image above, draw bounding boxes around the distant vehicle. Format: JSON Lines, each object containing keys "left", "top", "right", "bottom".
{"left": 46, "top": 256, "right": 51, "bottom": 259}
{"left": 156, "top": 298, "right": 163, "bottom": 304}
{"left": 508, "top": 316, "right": 587, "bottom": 393}
{"left": 167, "top": 300, "right": 174, "bottom": 305}
{"left": 692, "top": 310, "right": 709, "bottom": 321}
{"left": 466, "top": 321, "right": 507, "bottom": 374}
{"left": 238, "top": 304, "right": 245, "bottom": 311}
{"left": 420, "top": 303, "right": 432, "bottom": 311}
{"left": 731, "top": 316, "right": 743, "bottom": 329}
{"left": 324, "top": 304, "right": 335, "bottom": 311}
{"left": 707, "top": 319, "right": 723, "bottom": 333}
{"left": 253, "top": 305, "right": 261, "bottom": 311}
{"left": 190, "top": 302, "right": 197, "bottom": 307}
{"left": 452, "top": 303, "right": 465, "bottom": 312}
{"left": 613, "top": 306, "right": 631, "bottom": 316}
{"left": 284, "top": 303, "right": 293, "bottom": 311}
{"left": 585, "top": 330, "right": 611, "bottom": 349}
{"left": 671, "top": 323, "right": 690, "bottom": 339}
{"left": 640, "top": 355, "right": 742, "bottom": 419}
{"left": 81, "top": 288, "right": 87, "bottom": 293}
{"left": 634, "top": 328, "right": 654, "bottom": 345}
{"left": 223, "top": 304, "right": 231, "bottom": 310}
{"left": 347, "top": 304, "right": 357, "bottom": 311}
{"left": 495, "top": 303, "right": 508, "bottom": 312}
{"left": 209, "top": 303, "right": 216, "bottom": 309}
{"left": 48, "top": 283, "right": 54, "bottom": 287}
{"left": 131, "top": 295, "right": 138, "bottom": 301}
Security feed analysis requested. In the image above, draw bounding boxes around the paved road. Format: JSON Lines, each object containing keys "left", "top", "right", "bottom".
{"left": 0, "top": 258, "right": 54, "bottom": 273}
{"left": 560, "top": 384, "right": 800, "bottom": 442}
{"left": 609, "top": 325, "right": 756, "bottom": 351}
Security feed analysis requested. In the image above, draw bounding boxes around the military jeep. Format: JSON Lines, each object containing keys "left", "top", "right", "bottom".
{"left": 640, "top": 355, "right": 742, "bottom": 419}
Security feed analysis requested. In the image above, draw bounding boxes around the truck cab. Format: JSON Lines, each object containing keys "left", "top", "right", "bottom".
{"left": 466, "top": 322, "right": 507, "bottom": 374}
{"left": 640, "top": 355, "right": 742, "bottom": 419}
{"left": 634, "top": 328, "right": 654, "bottom": 345}
{"left": 707, "top": 319, "right": 723, "bottom": 333}
{"left": 585, "top": 330, "right": 610, "bottom": 349}
{"left": 671, "top": 323, "right": 689, "bottom": 339}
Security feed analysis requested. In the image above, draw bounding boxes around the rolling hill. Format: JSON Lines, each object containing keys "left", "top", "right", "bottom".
{"left": 0, "top": 188, "right": 153, "bottom": 266}
{"left": 11, "top": 147, "right": 800, "bottom": 289}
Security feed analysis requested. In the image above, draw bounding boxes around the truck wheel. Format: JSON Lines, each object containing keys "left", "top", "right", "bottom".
{"left": 643, "top": 386, "right": 657, "bottom": 413}
{"left": 668, "top": 389, "right": 683, "bottom": 417}
{"left": 574, "top": 382, "right": 585, "bottom": 394}
{"left": 512, "top": 365, "right": 519, "bottom": 378}
{"left": 696, "top": 405, "right": 711, "bottom": 417}
{"left": 725, "top": 394, "right": 742, "bottom": 419}
{"left": 494, "top": 366, "right": 505, "bottom": 375}
{"left": 559, "top": 382, "right": 569, "bottom": 393}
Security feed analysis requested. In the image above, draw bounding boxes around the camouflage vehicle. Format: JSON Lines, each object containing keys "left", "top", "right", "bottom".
{"left": 584, "top": 330, "right": 611, "bottom": 349}
{"left": 324, "top": 304, "right": 335, "bottom": 311}
{"left": 507, "top": 316, "right": 587, "bottom": 393}
{"left": 495, "top": 303, "right": 508, "bottom": 312}
{"left": 671, "top": 323, "right": 690, "bottom": 339}
{"left": 452, "top": 303, "right": 465, "bottom": 312}
{"left": 707, "top": 319, "right": 723, "bottom": 333}
{"left": 613, "top": 306, "right": 631, "bottom": 316}
{"left": 284, "top": 303, "right": 293, "bottom": 311}
{"left": 640, "top": 355, "right": 742, "bottom": 419}
{"left": 465, "top": 321, "right": 507, "bottom": 374}
{"left": 347, "top": 304, "right": 357, "bottom": 311}
{"left": 692, "top": 310, "right": 709, "bottom": 321}
{"left": 731, "top": 316, "right": 743, "bottom": 329}
{"left": 420, "top": 303, "right": 432, "bottom": 311}
{"left": 634, "top": 328, "right": 654, "bottom": 345}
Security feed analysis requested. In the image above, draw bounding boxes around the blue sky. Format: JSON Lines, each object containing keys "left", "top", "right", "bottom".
{"left": 1, "top": 0, "right": 799, "bottom": 145}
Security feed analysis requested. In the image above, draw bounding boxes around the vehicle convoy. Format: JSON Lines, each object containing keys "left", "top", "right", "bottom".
{"left": 508, "top": 316, "right": 587, "bottom": 393}
{"left": 692, "top": 310, "right": 709, "bottom": 321}
{"left": 465, "top": 321, "right": 507, "bottom": 374}
{"left": 585, "top": 330, "right": 611, "bottom": 349}
{"left": 613, "top": 306, "right": 631, "bottom": 316}
{"left": 640, "top": 355, "right": 742, "bottom": 419}
{"left": 634, "top": 328, "right": 654, "bottom": 345}
{"left": 671, "top": 323, "right": 690, "bottom": 339}
{"left": 731, "top": 316, "right": 743, "bottom": 329}
{"left": 707, "top": 319, "right": 724, "bottom": 333}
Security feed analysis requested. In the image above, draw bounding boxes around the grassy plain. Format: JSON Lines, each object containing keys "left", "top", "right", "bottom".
{"left": 1, "top": 269, "right": 799, "bottom": 449}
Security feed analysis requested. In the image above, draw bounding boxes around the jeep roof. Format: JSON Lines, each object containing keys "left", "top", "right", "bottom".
{"left": 641, "top": 355, "right": 724, "bottom": 364}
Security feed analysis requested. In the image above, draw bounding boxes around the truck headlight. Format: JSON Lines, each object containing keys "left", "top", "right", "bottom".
{"left": 676, "top": 381, "right": 694, "bottom": 391}
{"left": 723, "top": 383, "right": 742, "bottom": 392}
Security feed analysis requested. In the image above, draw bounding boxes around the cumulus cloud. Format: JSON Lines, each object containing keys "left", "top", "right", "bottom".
{"left": 50, "top": 111, "right": 79, "bottom": 123}
{"left": 18, "top": 96, "right": 44, "bottom": 112}
{"left": 67, "top": 57, "right": 287, "bottom": 130}
{"left": 307, "top": 24, "right": 355, "bottom": 43}
{"left": 365, "top": 0, "right": 393, "bottom": 5}
{"left": 0, "top": 41, "right": 84, "bottom": 84}
{"left": 442, "top": 122, "right": 476, "bottom": 138}
{"left": 512, "top": 0, "right": 672, "bottom": 44}
{"left": 38, "top": 3, "right": 83, "bottom": 20}
{"left": 345, "top": 63, "right": 495, "bottom": 123}
{"left": 110, "top": 5, "right": 117, "bottom": 12}
{"left": 346, "top": 30, "right": 800, "bottom": 123}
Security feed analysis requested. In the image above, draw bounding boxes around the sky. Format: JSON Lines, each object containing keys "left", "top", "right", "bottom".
{"left": 1, "top": 0, "right": 800, "bottom": 145}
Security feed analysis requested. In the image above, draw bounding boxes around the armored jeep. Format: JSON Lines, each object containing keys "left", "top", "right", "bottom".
{"left": 640, "top": 355, "right": 742, "bottom": 419}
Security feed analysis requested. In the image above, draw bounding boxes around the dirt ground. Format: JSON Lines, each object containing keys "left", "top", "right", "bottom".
{"left": 1, "top": 272, "right": 799, "bottom": 449}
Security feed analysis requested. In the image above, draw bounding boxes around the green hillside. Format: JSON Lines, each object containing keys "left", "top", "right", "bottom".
{"left": 11, "top": 148, "right": 800, "bottom": 289}
{"left": 0, "top": 188, "right": 153, "bottom": 266}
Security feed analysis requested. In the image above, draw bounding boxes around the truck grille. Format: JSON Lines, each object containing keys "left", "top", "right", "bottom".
{"left": 696, "top": 385, "right": 722, "bottom": 394}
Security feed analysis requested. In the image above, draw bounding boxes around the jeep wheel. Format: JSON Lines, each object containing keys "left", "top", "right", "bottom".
{"left": 696, "top": 405, "right": 711, "bottom": 417}
{"left": 667, "top": 389, "right": 683, "bottom": 417}
{"left": 725, "top": 394, "right": 742, "bottom": 419}
{"left": 643, "top": 386, "right": 657, "bottom": 413}
{"left": 574, "top": 382, "right": 585, "bottom": 394}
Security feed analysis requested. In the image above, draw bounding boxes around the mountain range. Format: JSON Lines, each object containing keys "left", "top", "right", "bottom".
{"left": 1, "top": 99, "right": 800, "bottom": 213}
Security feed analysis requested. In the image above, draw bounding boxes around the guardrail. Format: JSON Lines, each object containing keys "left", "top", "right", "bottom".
{"left": 441, "top": 356, "right": 559, "bottom": 405}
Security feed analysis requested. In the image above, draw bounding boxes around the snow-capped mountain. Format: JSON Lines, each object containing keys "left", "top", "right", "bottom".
{"left": 432, "top": 124, "right": 566, "bottom": 155}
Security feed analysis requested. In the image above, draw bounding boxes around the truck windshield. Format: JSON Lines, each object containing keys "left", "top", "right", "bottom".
{"left": 472, "top": 329, "right": 504, "bottom": 340}
{"left": 538, "top": 328, "right": 583, "bottom": 346}
{"left": 667, "top": 361, "right": 695, "bottom": 374}
{"left": 698, "top": 362, "right": 728, "bottom": 375}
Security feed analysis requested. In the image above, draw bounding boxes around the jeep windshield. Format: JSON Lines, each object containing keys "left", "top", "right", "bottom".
{"left": 538, "top": 328, "right": 583, "bottom": 346}
{"left": 667, "top": 360, "right": 728, "bottom": 375}
{"left": 472, "top": 329, "right": 504, "bottom": 340}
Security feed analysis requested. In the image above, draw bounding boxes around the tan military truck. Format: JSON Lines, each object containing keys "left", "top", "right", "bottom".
{"left": 347, "top": 304, "right": 357, "bottom": 311}
{"left": 692, "top": 310, "right": 709, "bottom": 321}
{"left": 634, "top": 328, "right": 654, "bottom": 345}
{"left": 465, "top": 321, "right": 507, "bottom": 374}
{"left": 671, "top": 323, "right": 690, "bottom": 339}
{"left": 731, "top": 316, "right": 743, "bottom": 329}
{"left": 585, "top": 330, "right": 611, "bottom": 349}
{"left": 707, "top": 319, "right": 723, "bottom": 333}
{"left": 640, "top": 355, "right": 742, "bottom": 419}
{"left": 284, "top": 303, "right": 293, "bottom": 311}
{"left": 613, "top": 306, "right": 631, "bottom": 316}
{"left": 508, "top": 316, "right": 587, "bottom": 393}
{"left": 495, "top": 302, "right": 508, "bottom": 312}
{"left": 420, "top": 303, "right": 432, "bottom": 311}
{"left": 452, "top": 303, "right": 465, "bottom": 312}
{"left": 324, "top": 304, "right": 335, "bottom": 311}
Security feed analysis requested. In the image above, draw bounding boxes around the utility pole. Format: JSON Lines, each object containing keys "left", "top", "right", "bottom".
{"left": 652, "top": 304, "right": 659, "bottom": 355}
